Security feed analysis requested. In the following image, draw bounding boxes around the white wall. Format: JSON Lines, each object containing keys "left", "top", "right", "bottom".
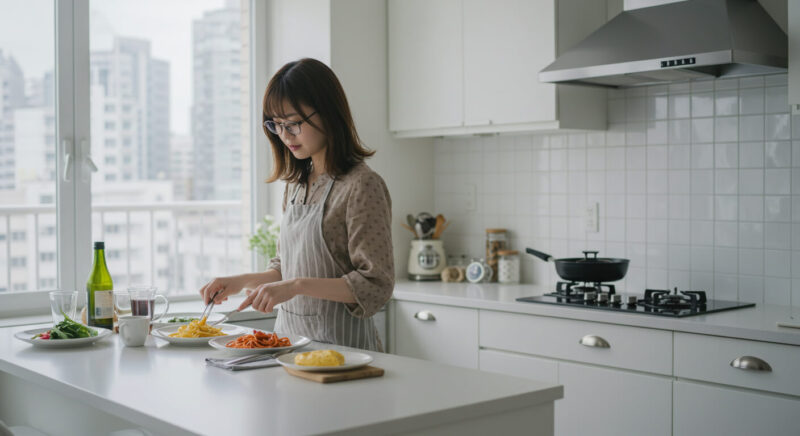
{"left": 262, "top": 0, "right": 435, "bottom": 277}
{"left": 435, "top": 74, "right": 800, "bottom": 307}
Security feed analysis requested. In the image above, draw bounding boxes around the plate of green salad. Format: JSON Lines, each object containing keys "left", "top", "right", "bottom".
{"left": 14, "top": 314, "right": 112, "bottom": 348}
{"left": 152, "top": 312, "right": 225, "bottom": 328}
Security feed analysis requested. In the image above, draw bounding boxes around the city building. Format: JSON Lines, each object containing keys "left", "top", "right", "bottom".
{"left": 90, "top": 37, "right": 170, "bottom": 183}
{"left": 191, "top": 1, "right": 243, "bottom": 201}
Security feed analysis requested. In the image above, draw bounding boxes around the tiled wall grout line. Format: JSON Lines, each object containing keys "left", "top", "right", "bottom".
{"left": 435, "top": 74, "right": 797, "bottom": 306}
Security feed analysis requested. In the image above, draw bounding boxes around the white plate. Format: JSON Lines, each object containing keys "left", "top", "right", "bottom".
{"left": 151, "top": 323, "right": 248, "bottom": 346}
{"left": 276, "top": 351, "right": 373, "bottom": 372}
{"left": 152, "top": 312, "right": 225, "bottom": 328}
{"left": 14, "top": 326, "right": 113, "bottom": 348}
{"left": 208, "top": 331, "right": 311, "bottom": 356}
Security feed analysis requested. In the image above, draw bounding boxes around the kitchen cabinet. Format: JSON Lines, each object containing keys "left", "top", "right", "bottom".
{"left": 388, "top": 0, "right": 607, "bottom": 138}
{"left": 789, "top": 0, "right": 800, "bottom": 113}
{"left": 673, "top": 332, "right": 800, "bottom": 435}
{"left": 556, "top": 362, "right": 671, "bottom": 436}
{"left": 391, "top": 300, "right": 478, "bottom": 369}
{"left": 479, "top": 310, "right": 673, "bottom": 375}
{"left": 388, "top": 0, "right": 463, "bottom": 132}
{"left": 479, "top": 349, "right": 671, "bottom": 436}
{"left": 673, "top": 381, "right": 800, "bottom": 436}
{"left": 479, "top": 313, "right": 672, "bottom": 436}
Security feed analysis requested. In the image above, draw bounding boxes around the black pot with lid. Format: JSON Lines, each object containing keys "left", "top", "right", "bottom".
{"left": 525, "top": 248, "right": 629, "bottom": 283}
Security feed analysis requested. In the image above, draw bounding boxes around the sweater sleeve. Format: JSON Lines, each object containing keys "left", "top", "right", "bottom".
{"left": 341, "top": 171, "right": 395, "bottom": 318}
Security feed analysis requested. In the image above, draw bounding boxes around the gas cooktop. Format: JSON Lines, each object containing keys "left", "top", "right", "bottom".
{"left": 516, "top": 282, "right": 755, "bottom": 318}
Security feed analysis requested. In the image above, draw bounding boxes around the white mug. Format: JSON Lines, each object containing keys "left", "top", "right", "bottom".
{"left": 118, "top": 315, "right": 150, "bottom": 347}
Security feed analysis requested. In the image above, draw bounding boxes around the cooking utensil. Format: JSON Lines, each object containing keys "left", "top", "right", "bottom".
{"left": 401, "top": 223, "right": 418, "bottom": 238}
{"left": 416, "top": 212, "right": 436, "bottom": 239}
{"left": 201, "top": 290, "right": 222, "bottom": 321}
{"left": 415, "top": 222, "right": 425, "bottom": 240}
{"left": 432, "top": 214, "right": 445, "bottom": 239}
{"left": 525, "top": 248, "right": 629, "bottom": 283}
{"left": 406, "top": 214, "right": 416, "bottom": 229}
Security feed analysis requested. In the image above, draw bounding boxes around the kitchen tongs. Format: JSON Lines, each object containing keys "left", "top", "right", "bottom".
{"left": 200, "top": 289, "right": 241, "bottom": 326}
{"left": 201, "top": 290, "right": 222, "bottom": 322}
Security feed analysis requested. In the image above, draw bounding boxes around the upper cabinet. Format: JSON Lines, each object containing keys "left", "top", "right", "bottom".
{"left": 389, "top": 0, "right": 608, "bottom": 138}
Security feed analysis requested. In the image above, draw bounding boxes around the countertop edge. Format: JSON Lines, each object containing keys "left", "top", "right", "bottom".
{"left": 391, "top": 285, "right": 800, "bottom": 347}
{"left": 325, "top": 386, "right": 564, "bottom": 436}
{"left": 0, "top": 358, "right": 197, "bottom": 436}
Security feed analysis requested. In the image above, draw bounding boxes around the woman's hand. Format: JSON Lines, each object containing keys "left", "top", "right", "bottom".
{"left": 238, "top": 279, "right": 299, "bottom": 313}
{"left": 199, "top": 275, "right": 248, "bottom": 305}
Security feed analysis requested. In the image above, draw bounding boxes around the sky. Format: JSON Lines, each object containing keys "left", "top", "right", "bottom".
{"left": 0, "top": 0, "right": 231, "bottom": 135}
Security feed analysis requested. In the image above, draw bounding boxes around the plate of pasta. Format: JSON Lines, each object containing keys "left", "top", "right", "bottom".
{"left": 208, "top": 330, "right": 311, "bottom": 356}
{"left": 151, "top": 319, "right": 248, "bottom": 346}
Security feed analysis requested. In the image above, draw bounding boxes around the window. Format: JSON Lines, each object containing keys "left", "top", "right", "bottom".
{"left": 39, "top": 278, "right": 56, "bottom": 288}
{"left": 0, "top": 1, "right": 263, "bottom": 308}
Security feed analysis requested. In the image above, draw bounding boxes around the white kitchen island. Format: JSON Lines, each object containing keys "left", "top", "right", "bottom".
{"left": 0, "top": 324, "right": 562, "bottom": 436}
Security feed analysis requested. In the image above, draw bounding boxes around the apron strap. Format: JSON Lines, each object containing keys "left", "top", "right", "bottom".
{"left": 320, "top": 176, "right": 335, "bottom": 203}
{"left": 289, "top": 182, "right": 303, "bottom": 205}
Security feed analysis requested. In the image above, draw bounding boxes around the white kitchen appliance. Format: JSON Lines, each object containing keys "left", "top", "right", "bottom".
{"left": 407, "top": 240, "right": 446, "bottom": 281}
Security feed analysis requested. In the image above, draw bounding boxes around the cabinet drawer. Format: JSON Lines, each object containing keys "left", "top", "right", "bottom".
{"left": 394, "top": 301, "right": 478, "bottom": 369}
{"left": 480, "top": 311, "right": 672, "bottom": 375}
{"left": 479, "top": 349, "right": 558, "bottom": 384}
{"left": 675, "top": 332, "right": 800, "bottom": 397}
{"left": 674, "top": 380, "right": 800, "bottom": 436}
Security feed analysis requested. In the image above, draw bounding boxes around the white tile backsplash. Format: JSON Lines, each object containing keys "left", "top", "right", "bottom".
{"left": 435, "top": 74, "right": 797, "bottom": 306}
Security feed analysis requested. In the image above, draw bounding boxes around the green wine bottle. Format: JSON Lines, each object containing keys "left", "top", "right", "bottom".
{"left": 87, "top": 241, "right": 113, "bottom": 328}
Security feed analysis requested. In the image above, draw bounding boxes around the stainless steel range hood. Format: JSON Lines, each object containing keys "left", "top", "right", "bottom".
{"left": 539, "top": 0, "right": 787, "bottom": 88}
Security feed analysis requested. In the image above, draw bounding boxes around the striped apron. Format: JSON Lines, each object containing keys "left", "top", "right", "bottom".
{"left": 273, "top": 175, "right": 381, "bottom": 351}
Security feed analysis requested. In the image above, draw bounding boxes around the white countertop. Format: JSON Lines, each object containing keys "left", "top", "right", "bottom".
{"left": 393, "top": 281, "right": 800, "bottom": 346}
{"left": 0, "top": 295, "right": 275, "bottom": 328}
{"left": 0, "top": 324, "right": 561, "bottom": 436}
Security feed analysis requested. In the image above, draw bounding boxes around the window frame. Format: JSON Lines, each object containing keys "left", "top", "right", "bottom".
{"left": 0, "top": 0, "right": 271, "bottom": 318}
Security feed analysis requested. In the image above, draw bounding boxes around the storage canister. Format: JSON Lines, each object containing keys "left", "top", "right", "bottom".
{"left": 497, "top": 249, "right": 520, "bottom": 284}
{"left": 485, "top": 229, "right": 507, "bottom": 283}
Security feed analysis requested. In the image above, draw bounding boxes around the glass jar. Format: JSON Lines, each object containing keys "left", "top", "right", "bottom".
{"left": 485, "top": 229, "right": 507, "bottom": 283}
{"left": 497, "top": 249, "right": 520, "bottom": 284}
{"left": 466, "top": 257, "right": 493, "bottom": 283}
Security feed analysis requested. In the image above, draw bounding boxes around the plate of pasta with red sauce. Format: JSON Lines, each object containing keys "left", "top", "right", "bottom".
{"left": 208, "top": 329, "right": 311, "bottom": 356}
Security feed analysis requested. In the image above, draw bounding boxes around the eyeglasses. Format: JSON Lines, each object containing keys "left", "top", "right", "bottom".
{"left": 263, "top": 111, "right": 317, "bottom": 136}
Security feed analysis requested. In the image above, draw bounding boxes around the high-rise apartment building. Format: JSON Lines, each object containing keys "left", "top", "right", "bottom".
{"left": 91, "top": 37, "right": 170, "bottom": 183}
{"left": 191, "top": 2, "right": 242, "bottom": 201}
{"left": 0, "top": 51, "right": 26, "bottom": 190}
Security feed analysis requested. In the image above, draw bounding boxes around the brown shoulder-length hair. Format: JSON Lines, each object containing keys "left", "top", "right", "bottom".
{"left": 263, "top": 58, "right": 374, "bottom": 184}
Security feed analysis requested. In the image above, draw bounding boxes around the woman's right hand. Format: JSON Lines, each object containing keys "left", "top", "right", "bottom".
{"left": 199, "top": 275, "right": 247, "bottom": 305}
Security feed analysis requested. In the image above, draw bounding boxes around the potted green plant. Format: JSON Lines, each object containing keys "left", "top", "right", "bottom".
{"left": 248, "top": 215, "right": 280, "bottom": 261}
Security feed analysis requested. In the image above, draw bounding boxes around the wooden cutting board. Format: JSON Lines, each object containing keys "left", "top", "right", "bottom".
{"left": 283, "top": 365, "right": 384, "bottom": 383}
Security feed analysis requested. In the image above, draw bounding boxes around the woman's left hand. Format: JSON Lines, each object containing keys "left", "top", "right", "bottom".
{"left": 238, "top": 279, "right": 299, "bottom": 313}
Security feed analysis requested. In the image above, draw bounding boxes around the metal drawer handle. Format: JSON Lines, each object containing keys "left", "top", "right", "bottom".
{"left": 579, "top": 335, "right": 610, "bottom": 348}
{"left": 414, "top": 310, "right": 436, "bottom": 322}
{"left": 730, "top": 356, "right": 772, "bottom": 372}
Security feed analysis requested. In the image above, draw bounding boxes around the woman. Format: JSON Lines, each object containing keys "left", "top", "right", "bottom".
{"left": 199, "top": 58, "right": 394, "bottom": 351}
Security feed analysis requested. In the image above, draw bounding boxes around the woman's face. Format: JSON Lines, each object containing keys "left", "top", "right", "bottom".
{"left": 272, "top": 101, "right": 326, "bottom": 162}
